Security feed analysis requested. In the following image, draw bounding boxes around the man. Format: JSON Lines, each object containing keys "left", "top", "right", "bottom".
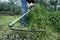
{"left": 21, "top": 0, "right": 35, "bottom": 26}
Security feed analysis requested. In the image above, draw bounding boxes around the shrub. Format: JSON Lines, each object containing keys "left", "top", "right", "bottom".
{"left": 26, "top": 4, "right": 60, "bottom": 32}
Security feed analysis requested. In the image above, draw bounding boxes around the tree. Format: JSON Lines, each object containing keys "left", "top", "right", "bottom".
{"left": 50, "top": 0, "right": 58, "bottom": 11}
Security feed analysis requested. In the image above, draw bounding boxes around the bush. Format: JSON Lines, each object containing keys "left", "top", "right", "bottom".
{"left": 0, "top": 2, "right": 21, "bottom": 14}
{"left": 26, "top": 4, "right": 60, "bottom": 32}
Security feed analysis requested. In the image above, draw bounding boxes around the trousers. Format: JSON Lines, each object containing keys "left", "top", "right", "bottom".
{"left": 21, "top": 0, "right": 28, "bottom": 25}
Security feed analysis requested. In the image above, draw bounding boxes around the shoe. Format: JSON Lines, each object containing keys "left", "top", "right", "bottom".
{"left": 22, "top": 23, "right": 28, "bottom": 27}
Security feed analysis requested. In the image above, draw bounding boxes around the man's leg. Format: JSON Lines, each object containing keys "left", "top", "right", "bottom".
{"left": 21, "top": 0, "right": 27, "bottom": 26}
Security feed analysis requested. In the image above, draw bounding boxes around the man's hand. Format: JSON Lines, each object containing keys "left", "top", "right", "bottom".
{"left": 29, "top": 3, "right": 35, "bottom": 7}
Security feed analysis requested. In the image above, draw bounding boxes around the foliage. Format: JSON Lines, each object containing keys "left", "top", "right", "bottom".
{"left": 43, "top": 0, "right": 60, "bottom": 11}
{"left": 0, "top": 2, "right": 21, "bottom": 14}
{"left": 26, "top": 4, "right": 60, "bottom": 32}
{"left": 0, "top": 4, "right": 60, "bottom": 40}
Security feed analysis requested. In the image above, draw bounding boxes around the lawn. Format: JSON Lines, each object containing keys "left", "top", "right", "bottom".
{"left": 0, "top": 4, "right": 60, "bottom": 40}
{"left": 0, "top": 14, "right": 59, "bottom": 40}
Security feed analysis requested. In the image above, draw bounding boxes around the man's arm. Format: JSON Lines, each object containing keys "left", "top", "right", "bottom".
{"left": 26, "top": 0, "right": 35, "bottom": 7}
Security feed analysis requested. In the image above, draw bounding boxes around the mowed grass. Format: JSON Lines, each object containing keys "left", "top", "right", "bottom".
{"left": 0, "top": 15, "right": 20, "bottom": 25}
{"left": 0, "top": 15, "right": 59, "bottom": 40}
{"left": 0, "top": 15, "right": 22, "bottom": 36}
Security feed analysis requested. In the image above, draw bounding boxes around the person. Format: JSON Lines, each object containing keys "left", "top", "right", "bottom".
{"left": 21, "top": 0, "right": 35, "bottom": 26}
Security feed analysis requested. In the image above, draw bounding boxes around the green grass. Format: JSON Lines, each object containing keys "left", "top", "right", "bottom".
{"left": 0, "top": 14, "right": 59, "bottom": 40}
{"left": 0, "top": 4, "right": 60, "bottom": 40}
{"left": 0, "top": 15, "right": 21, "bottom": 36}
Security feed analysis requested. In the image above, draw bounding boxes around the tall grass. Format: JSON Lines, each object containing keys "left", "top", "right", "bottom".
{"left": 26, "top": 4, "right": 60, "bottom": 32}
